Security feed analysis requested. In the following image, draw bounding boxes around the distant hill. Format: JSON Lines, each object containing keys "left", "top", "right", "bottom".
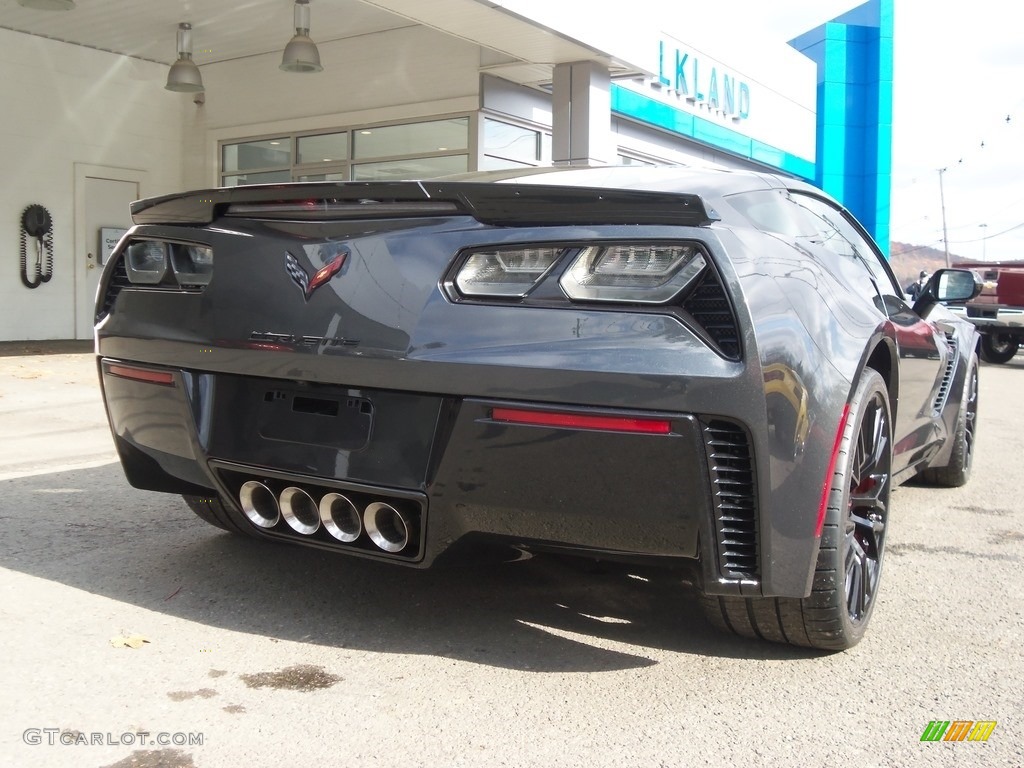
{"left": 889, "top": 241, "right": 1024, "bottom": 287}
{"left": 889, "top": 242, "right": 960, "bottom": 288}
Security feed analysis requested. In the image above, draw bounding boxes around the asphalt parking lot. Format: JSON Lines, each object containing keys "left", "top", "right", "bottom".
{"left": 0, "top": 344, "right": 1021, "bottom": 767}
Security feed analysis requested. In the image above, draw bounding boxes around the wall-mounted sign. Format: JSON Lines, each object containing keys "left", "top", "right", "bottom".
{"left": 98, "top": 227, "right": 128, "bottom": 266}
{"left": 657, "top": 41, "right": 751, "bottom": 122}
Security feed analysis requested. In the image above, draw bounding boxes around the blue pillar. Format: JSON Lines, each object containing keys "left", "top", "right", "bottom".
{"left": 790, "top": 0, "right": 893, "bottom": 255}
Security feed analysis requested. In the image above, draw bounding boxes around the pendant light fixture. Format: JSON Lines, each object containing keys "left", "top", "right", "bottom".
{"left": 165, "top": 22, "right": 205, "bottom": 93}
{"left": 280, "top": 0, "right": 323, "bottom": 73}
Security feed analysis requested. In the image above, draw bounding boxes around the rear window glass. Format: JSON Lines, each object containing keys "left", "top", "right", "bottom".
{"left": 727, "top": 189, "right": 818, "bottom": 238}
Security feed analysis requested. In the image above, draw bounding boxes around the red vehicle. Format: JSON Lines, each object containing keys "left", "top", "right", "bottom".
{"left": 951, "top": 261, "right": 1024, "bottom": 363}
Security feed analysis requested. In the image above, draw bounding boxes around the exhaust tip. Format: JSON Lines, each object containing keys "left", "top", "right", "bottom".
{"left": 364, "top": 501, "right": 411, "bottom": 553}
{"left": 239, "top": 481, "right": 280, "bottom": 528}
{"left": 279, "top": 486, "right": 321, "bottom": 535}
{"left": 319, "top": 492, "right": 362, "bottom": 543}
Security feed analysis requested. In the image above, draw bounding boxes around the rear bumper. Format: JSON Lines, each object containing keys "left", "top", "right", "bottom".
{"left": 99, "top": 357, "right": 764, "bottom": 595}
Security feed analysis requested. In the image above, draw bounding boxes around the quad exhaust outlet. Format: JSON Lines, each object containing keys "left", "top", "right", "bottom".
{"left": 239, "top": 480, "right": 280, "bottom": 528}
{"left": 234, "top": 480, "right": 418, "bottom": 556}
{"left": 363, "top": 501, "right": 412, "bottom": 553}
{"left": 279, "top": 486, "right": 321, "bottom": 535}
{"left": 319, "top": 492, "right": 362, "bottom": 543}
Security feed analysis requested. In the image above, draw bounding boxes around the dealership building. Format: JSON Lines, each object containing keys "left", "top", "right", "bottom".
{"left": 0, "top": 0, "right": 891, "bottom": 342}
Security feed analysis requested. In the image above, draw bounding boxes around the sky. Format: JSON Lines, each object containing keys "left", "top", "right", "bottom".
{"left": 530, "top": 0, "right": 1024, "bottom": 261}
{"left": 738, "top": 0, "right": 1024, "bottom": 262}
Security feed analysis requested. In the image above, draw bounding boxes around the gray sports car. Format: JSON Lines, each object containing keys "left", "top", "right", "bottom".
{"left": 95, "top": 166, "right": 982, "bottom": 650}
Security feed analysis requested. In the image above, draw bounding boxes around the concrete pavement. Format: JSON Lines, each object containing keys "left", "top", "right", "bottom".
{"left": 1, "top": 347, "right": 1021, "bottom": 767}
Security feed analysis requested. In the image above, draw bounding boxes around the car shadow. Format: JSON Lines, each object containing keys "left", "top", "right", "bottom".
{"left": 1, "top": 462, "right": 825, "bottom": 670}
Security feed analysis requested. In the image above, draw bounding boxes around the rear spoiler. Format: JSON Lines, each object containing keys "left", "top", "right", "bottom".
{"left": 129, "top": 181, "right": 719, "bottom": 228}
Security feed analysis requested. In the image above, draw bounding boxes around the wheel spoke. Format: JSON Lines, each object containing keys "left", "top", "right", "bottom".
{"left": 843, "top": 389, "right": 891, "bottom": 625}
{"left": 963, "top": 367, "right": 978, "bottom": 467}
{"left": 846, "top": 541, "right": 868, "bottom": 619}
{"left": 865, "top": 403, "right": 889, "bottom": 469}
{"left": 855, "top": 408, "right": 874, "bottom": 481}
{"left": 865, "top": 555, "right": 880, "bottom": 597}
{"left": 845, "top": 528, "right": 857, "bottom": 570}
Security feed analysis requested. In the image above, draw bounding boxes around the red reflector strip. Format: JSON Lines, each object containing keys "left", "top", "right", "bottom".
{"left": 106, "top": 364, "right": 176, "bottom": 387}
{"left": 491, "top": 407, "right": 671, "bottom": 434}
{"left": 815, "top": 403, "right": 851, "bottom": 537}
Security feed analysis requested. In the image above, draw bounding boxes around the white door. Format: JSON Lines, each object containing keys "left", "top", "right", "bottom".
{"left": 74, "top": 166, "right": 146, "bottom": 339}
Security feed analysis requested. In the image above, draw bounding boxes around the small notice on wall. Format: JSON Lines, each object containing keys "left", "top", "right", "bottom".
{"left": 99, "top": 227, "right": 128, "bottom": 266}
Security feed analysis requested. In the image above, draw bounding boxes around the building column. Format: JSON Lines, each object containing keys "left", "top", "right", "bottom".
{"left": 788, "top": 0, "right": 893, "bottom": 253}
{"left": 551, "top": 61, "right": 613, "bottom": 166}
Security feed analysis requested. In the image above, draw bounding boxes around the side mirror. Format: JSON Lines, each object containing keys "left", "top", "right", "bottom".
{"left": 912, "top": 268, "right": 982, "bottom": 314}
{"left": 930, "top": 268, "right": 983, "bottom": 303}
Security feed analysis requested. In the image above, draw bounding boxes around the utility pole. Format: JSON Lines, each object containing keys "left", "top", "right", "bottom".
{"left": 938, "top": 167, "right": 950, "bottom": 268}
{"left": 980, "top": 223, "right": 988, "bottom": 260}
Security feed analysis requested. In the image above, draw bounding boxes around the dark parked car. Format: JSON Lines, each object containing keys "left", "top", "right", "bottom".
{"left": 95, "top": 166, "right": 982, "bottom": 650}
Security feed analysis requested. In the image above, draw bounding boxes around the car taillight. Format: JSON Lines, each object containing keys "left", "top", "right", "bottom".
{"left": 450, "top": 241, "right": 710, "bottom": 305}
{"left": 106, "top": 363, "right": 176, "bottom": 386}
{"left": 170, "top": 244, "right": 214, "bottom": 286}
{"left": 491, "top": 407, "right": 671, "bottom": 434}
{"left": 124, "top": 241, "right": 169, "bottom": 284}
{"left": 123, "top": 239, "right": 213, "bottom": 287}
{"left": 559, "top": 244, "right": 706, "bottom": 303}
{"left": 454, "top": 247, "right": 563, "bottom": 298}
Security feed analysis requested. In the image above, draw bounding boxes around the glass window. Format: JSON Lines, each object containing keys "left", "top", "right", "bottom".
{"left": 352, "top": 155, "right": 469, "bottom": 181}
{"left": 790, "top": 195, "right": 858, "bottom": 258}
{"left": 297, "top": 132, "right": 348, "bottom": 165}
{"left": 296, "top": 171, "right": 348, "bottom": 182}
{"left": 731, "top": 189, "right": 899, "bottom": 296}
{"left": 728, "top": 190, "right": 819, "bottom": 239}
{"left": 484, "top": 119, "right": 540, "bottom": 164}
{"left": 790, "top": 194, "right": 897, "bottom": 290}
{"left": 353, "top": 118, "right": 469, "bottom": 159}
{"left": 222, "top": 170, "right": 292, "bottom": 186}
{"left": 221, "top": 116, "right": 476, "bottom": 187}
{"left": 480, "top": 155, "right": 536, "bottom": 171}
{"left": 222, "top": 138, "right": 290, "bottom": 173}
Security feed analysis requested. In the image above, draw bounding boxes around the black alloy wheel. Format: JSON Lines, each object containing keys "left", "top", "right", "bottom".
{"left": 700, "top": 369, "right": 893, "bottom": 650}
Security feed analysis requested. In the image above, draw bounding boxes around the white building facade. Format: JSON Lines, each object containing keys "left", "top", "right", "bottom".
{"left": 0, "top": 0, "right": 891, "bottom": 341}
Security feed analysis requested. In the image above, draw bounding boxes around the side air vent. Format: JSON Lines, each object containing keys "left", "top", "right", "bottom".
{"left": 684, "top": 268, "right": 741, "bottom": 360}
{"left": 933, "top": 333, "right": 959, "bottom": 413}
{"left": 701, "top": 418, "right": 758, "bottom": 580}
{"left": 97, "top": 254, "right": 130, "bottom": 321}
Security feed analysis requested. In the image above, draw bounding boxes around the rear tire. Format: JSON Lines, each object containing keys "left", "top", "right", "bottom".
{"left": 980, "top": 333, "right": 1019, "bottom": 364}
{"left": 183, "top": 495, "right": 250, "bottom": 535}
{"left": 701, "top": 369, "right": 892, "bottom": 650}
{"left": 919, "top": 350, "right": 978, "bottom": 487}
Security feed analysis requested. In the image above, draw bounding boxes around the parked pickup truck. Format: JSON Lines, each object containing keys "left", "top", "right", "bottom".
{"left": 950, "top": 261, "right": 1024, "bottom": 363}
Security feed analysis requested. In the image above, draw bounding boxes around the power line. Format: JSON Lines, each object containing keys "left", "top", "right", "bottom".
{"left": 892, "top": 107, "right": 1021, "bottom": 190}
{"left": 949, "top": 221, "right": 1024, "bottom": 244}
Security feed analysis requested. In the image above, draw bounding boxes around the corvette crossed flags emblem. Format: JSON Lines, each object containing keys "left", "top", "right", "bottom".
{"left": 285, "top": 248, "right": 348, "bottom": 300}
